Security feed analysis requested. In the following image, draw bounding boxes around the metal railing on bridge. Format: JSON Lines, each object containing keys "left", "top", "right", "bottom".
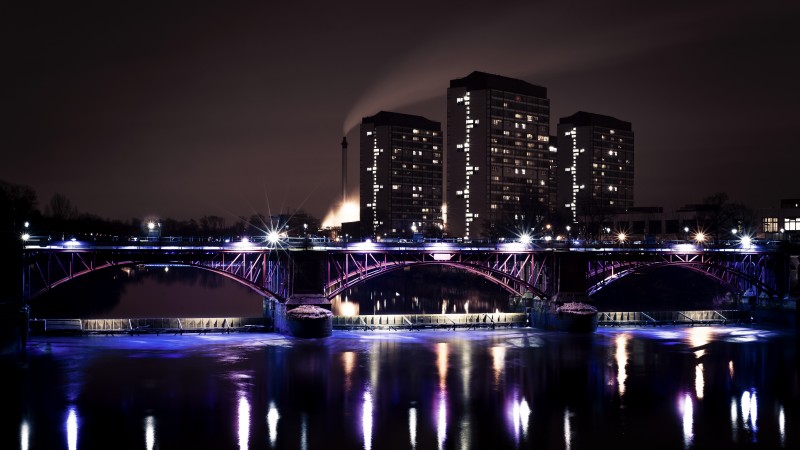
{"left": 597, "top": 309, "right": 752, "bottom": 327}
{"left": 332, "top": 312, "right": 529, "bottom": 331}
{"left": 29, "top": 317, "right": 272, "bottom": 335}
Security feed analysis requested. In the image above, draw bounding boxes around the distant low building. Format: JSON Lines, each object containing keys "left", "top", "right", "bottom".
{"left": 759, "top": 199, "right": 800, "bottom": 241}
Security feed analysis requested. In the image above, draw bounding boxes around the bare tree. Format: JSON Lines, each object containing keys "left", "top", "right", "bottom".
{"left": 46, "top": 193, "right": 78, "bottom": 221}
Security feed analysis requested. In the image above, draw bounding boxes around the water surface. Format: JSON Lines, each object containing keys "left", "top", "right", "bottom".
{"left": 5, "top": 325, "right": 797, "bottom": 450}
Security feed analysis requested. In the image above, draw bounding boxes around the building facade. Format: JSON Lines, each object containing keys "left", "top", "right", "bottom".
{"left": 359, "top": 111, "right": 443, "bottom": 238}
{"left": 557, "top": 111, "right": 634, "bottom": 231}
{"left": 446, "top": 71, "right": 552, "bottom": 240}
{"left": 760, "top": 199, "right": 800, "bottom": 241}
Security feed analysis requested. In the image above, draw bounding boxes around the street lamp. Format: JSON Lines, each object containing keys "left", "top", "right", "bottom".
{"left": 617, "top": 232, "right": 627, "bottom": 244}
{"left": 694, "top": 232, "right": 706, "bottom": 246}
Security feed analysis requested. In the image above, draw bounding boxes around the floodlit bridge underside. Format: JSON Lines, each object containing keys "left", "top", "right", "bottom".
{"left": 325, "top": 251, "right": 554, "bottom": 300}
{"left": 23, "top": 250, "right": 289, "bottom": 301}
{"left": 588, "top": 252, "right": 779, "bottom": 297}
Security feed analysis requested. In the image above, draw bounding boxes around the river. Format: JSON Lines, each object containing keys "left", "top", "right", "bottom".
{"left": 4, "top": 325, "right": 797, "bottom": 450}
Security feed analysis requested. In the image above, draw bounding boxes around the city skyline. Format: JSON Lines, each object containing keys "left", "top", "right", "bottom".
{"left": 3, "top": 1, "right": 799, "bottom": 225}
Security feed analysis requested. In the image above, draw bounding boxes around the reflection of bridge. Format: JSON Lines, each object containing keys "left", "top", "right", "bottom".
{"left": 22, "top": 238, "right": 796, "bottom": 304}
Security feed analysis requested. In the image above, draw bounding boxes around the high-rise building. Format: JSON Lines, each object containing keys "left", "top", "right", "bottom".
{"left": 360, "top": 111, "right": 443, "bottom": 238}
{"left": 557, "top": 111, "right": 634, "bottom": 227}
{"left": 447, "top": 71, "right": 552, "bottom": 240}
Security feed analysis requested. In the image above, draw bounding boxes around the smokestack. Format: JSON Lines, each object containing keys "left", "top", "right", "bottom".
{"left": 341, "top": 136, "right": 348, "bottom": 205}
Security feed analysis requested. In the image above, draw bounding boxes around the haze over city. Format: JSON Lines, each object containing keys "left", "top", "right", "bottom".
{"left": 3, "top": 0, "right": 799, "bottom": 225}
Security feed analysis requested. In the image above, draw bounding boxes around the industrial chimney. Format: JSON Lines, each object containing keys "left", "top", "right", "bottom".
{"left": 341, "top": 136, "right": 348, "bottom": 205}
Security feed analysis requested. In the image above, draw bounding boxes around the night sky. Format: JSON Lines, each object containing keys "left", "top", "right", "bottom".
{"left": 3, "top": 1, "right": 799, "bottom": 226}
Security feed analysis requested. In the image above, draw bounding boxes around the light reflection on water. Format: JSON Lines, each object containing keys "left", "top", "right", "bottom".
{"left": 4, "top": 326, "right": 798, "bottom": 450}
{"left": 66, "top": 407, "right": 78, "bottom": 450}
{"left": 237, "top": 392, "right": 250, "bottom": 450}
{"left": 144, "top": 416, "right": 155, "bottom": 450}
{"left": 681, "top": 393, "right": 694, "bottom": 449}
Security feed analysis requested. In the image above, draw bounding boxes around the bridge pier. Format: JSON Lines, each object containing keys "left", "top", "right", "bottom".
{"left": 531, "top": 252, "right": 598, "bottom": 332}
{"left": 274, "top": 251, "right": 332, "bottom": 337}
{"left": 553, "top": 252, "right": 593, "bottom": 302}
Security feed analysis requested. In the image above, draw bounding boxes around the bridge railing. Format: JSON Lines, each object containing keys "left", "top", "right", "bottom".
{"left": 76, "top": 317, "right": 271, "bottom": 335}
{"left": 332, "top": 312, "right": 528, "bottom": 330}
{"left": 598, "top": 309, "right": 751, "bottom": 326}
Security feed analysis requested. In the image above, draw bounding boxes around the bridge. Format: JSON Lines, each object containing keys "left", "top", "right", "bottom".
{"left": 21, "top": 237, "right": 797, "bottom": 307}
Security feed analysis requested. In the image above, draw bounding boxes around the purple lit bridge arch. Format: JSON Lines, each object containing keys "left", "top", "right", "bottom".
{"left": 21, "top": 239, "right": 791, "bottom": 304}
{"left": 587, "top": 250, "right": 783, "bottom": 298}
{"left": 323, "top": 247, "right": 554, "bottom": 299}
{"left": 21, "top": 244, "right": 291, "bottom": 302}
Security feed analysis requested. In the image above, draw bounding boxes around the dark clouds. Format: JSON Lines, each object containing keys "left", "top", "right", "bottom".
{"left": 2, "top": 1, "right": 798, "bottom": 223}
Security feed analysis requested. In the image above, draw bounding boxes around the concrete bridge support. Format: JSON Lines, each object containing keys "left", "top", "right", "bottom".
{"left": 553, "top": 252, "right": 592, "bottom": 303}
{"left": 273, "top": 251, "right": 332, "bottom": 336}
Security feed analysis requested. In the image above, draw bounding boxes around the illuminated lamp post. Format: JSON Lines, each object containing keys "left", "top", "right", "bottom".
{"left": 740, "top": 235, "right": 752, "bottom": 249}
{"left": 21, "top": 221, "right": 30, "bottom": 242}
{"left": 694, "top": 231, "right": 706, "bottom": 247}
{"left": 267, "top": 230, "right": 281, "bottom": 247}
{"left": 146, "top": 220, "right": 161, "bottom": 242}
{"left": 617, "top": 232, "right": 627, "bottom": 245}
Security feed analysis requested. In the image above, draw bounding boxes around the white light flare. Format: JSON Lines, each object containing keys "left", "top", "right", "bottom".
{"left": 267, "top": 401, "right": 279, "bottom": 448}
{"left": 144, "top": 416, "right": 156, "bottom": 450}
{"left": 695, "top": 363, "right": 705, "bottom": 400}
{"left": 615, "top": 333, "right": 629, "bottom": 398}
{"left": 436, "top": 390, "right": 447, "bottom": 450}
{"left": 238, "top": 393, "right": 251, "bottom": 450}
{"left": 20, "top": 420, "right": 30, "bottom": 450}
{"left": 66, "top": 407, "right": 78, "bottom": 450}
{"left": 409, "top": 407, "right": 417, "bottom": 450}
{"left": 363, "top": 390, "right": 374, "bottom": 450}
{"left": 680, "top": 394, "right": 694, "bottom": 449}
